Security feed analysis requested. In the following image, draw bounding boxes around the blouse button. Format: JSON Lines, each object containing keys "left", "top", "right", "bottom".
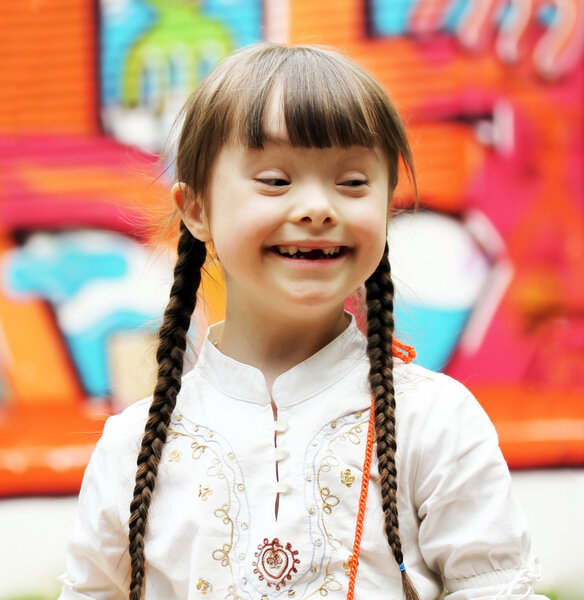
{"left": 274, "top": 418, "right": 289, "bottom": 433}
{"left": 276, "top": 481, "right": 291, "bottom": 494}
{"left": 275, "top": 448, "right": 289, "bottom": 462}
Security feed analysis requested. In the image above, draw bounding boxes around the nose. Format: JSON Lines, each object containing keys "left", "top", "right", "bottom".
{"left": 293, "top": 184, "right": 338, "bottom": 227}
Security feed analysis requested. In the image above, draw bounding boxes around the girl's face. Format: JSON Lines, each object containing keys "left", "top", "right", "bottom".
{"left": 182, "top": 106, "right": 391, "bottom": 323}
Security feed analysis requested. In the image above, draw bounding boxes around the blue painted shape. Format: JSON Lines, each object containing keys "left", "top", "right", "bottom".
{"left": 5, "top": 244, "right": 128, "bottom": 302}
{"left": 394, "top": 301, "right": 470, "bottom": 371}
{"left": 202, "top": 0, "right": 262, "bottom": 47}
{"left": 100, "top": 0, "right": 157, "bottom": 105}
{"left": 496, "top": 1, "right": 516, "bottom": 31}
{"left": 537, "top": 2, "right": 557, "bottom": 26}
{"left": 442, "top": 0, "right": 471, "bottom": 31}
{"left": 66, "top": 310, "right": 158, "bottom": 397}
{"left": 369, "top": 0, "right": 418, "bottom": 36}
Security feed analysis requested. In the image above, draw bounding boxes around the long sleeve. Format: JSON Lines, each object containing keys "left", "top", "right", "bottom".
{"left": 58, "top": 403, "right": 147, "bottom": 599}
{"left": 408, "top": 372, "right": 545, "bottom": 599}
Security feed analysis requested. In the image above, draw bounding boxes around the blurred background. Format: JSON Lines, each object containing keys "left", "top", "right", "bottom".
{"left": 0, "top": 0, "right": 583, "bottom": 598}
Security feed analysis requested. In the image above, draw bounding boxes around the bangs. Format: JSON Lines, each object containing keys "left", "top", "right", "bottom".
{"left": 177, "top": 44, "right": 414, "bottom": 197}
{"left": 231, "top": 47, "right": 391, "bottom": 151}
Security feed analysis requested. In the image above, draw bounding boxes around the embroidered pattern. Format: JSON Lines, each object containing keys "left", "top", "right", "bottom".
{"left": 343, "top": 555, "right": 353, "bottom": 575}
{"left": 340, "top": 469, "right": 355, "bottom": 487}
{"left": 225, "top": 585, "right": 240, "bottom": 600}
{"left": 320, "top": 486, "right": 340, "bottom": 515}
{"left": 167, "top": 420, "right": 250, "bottom": 595}
{"left": 302, "top": 412, "right": 370, "bottom": 596}
{"left": 211, "top": 505, "right": 233, "bottom": 567}
{"left": 304, "top": 573, "right": 342, "bottom": 598}
{"left": 198, "top": 485, "right": 213, "bottom": 501}
{"left": 196, "top": 578, "right": 213, "bottom": 594}
{"left": 168, "top": 449, "right": 182, "bottom": 462}
{"left": 252, "top": 538, "right": 300, "bottom": 590}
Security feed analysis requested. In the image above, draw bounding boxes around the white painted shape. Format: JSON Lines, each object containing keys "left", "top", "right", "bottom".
{"left": 388, "top": 212, "right": 491, "bottom": 308}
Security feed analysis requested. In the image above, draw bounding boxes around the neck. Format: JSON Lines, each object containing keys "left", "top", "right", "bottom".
{"left": 212, "top": 305, "right": 350, "bottom": 393}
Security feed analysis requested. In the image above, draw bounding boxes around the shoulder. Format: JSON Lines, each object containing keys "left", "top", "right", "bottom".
{"left": 394, "top": 362, "right": 490, "bottom": 425}
{"left": 393, "top": 363, "right": 500, "bottom": 477}
{"left": 98, "top": 397, "right": 152, "bottom": 454}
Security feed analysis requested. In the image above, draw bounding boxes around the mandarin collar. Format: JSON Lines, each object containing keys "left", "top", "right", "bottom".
{"left": 194, "top": 316, "right": 368, "bottom": 408}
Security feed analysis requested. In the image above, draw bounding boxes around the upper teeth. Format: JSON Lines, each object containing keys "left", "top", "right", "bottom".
{"left": 277, "top": 246, "right": 341, "bottom": 256}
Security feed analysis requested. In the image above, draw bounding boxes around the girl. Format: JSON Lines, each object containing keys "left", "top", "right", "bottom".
{"left": 59, "top": 44, "right": 545, "bottom": 600}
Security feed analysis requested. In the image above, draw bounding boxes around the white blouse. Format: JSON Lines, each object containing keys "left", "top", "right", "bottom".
{"left": 59, "top": 318, "right": 545, "bottom": 600}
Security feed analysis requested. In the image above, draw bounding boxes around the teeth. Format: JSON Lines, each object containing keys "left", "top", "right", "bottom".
{"left": 276, "top": 245, "right": 342, "bottom": 256}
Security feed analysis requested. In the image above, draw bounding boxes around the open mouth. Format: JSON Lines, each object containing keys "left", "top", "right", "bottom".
{"left": 272, "top": 245, "right": 347, "bottom": 259}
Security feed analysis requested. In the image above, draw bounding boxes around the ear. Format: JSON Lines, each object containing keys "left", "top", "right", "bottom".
{"left": 172, "top": 182, "right": 212, "bottom": 243}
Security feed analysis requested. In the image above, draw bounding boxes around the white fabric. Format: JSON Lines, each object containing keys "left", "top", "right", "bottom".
{"left": 59, "top": 318, "right": 546, "bottom": 600}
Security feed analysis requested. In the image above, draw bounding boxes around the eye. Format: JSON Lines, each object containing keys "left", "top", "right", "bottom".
{"left": 256, "top": 178, "right": 289, "bottom": 187}
{"left": 339, "top": 179, "right": 368, "bottom": 188}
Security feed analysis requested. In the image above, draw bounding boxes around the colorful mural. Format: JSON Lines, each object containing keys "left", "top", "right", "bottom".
{"left": 0, "top": 0, "right": 582, "bottom": 497}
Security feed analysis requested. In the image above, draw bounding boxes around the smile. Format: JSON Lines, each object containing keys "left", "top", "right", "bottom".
{"left": 273, "top": 246, "right": 346, "bottom": 259}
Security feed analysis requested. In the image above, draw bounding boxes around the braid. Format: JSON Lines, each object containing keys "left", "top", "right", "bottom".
{"left": 128, "top": 223, "right": 207, "bottom": 600}
{"left": 365, "top": 243, "right": 420, "bottom": 600}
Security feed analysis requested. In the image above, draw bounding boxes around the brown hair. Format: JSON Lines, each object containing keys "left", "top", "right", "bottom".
{"left": 129, "top": 43, "right": 419, "bottom": 600}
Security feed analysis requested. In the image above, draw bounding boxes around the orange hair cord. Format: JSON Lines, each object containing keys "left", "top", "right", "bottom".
{"left": 392, "top": 339, "right": 416, "bottom": 364}
{"left": 346, "top": 396, "right": 376, "bottom": 599}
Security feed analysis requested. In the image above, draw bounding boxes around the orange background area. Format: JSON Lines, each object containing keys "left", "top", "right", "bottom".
{"left": 0, "top": 1, "right": 97, "bottom": 134}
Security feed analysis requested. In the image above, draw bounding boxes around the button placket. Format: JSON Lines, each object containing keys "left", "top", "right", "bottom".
{"left": 274, "top": 416, "right": 290, "bottom": 510}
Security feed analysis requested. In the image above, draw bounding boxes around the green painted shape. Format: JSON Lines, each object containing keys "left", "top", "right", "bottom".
{"left": 122, "top": 0, "right": 232, "bottom": 107}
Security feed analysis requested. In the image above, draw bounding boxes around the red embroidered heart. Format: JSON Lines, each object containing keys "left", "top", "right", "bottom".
{"left": 252, "top": 538, "right": 300, "bottom": 590}
{"left": 262, "top": 547, "right": 289, "bottom": 579}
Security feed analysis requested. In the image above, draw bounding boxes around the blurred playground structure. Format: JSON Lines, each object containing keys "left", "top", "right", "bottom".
{"left": 0, "top": 1, "right": 583, "bottom": 594}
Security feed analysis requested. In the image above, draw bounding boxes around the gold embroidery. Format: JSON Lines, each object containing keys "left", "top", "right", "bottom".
{"left": 168, "top": 449, "right": 181, "bottom": 462}
{"left": 196, "top": 578, "right": 212, "bottom": 594}
{"left": 198, "top": 485, "right": 213, "bottom": 501}
{"left": 320, "top": 486, "right": 340, "bottom": 515}
{"left": 331, "top": 421, "right": 337, "bottom": 428}
{"left": 340, "top": 469, "right": 355, "bottom": 487}
{"left": 176, "top": 414, "right": 183, "bottom": 421}
{"left": 168, "top": 427, "right": 242, "bottom": 591}
{"left": 305, "top": 573, "right": 342, "bottom": 597}
{"left": 337, "top": 421, "right": 365, "bottom": 445}
{"left": 343, "top": 555, "right": 353, "bottom": 575}
{"left": 225, "top": 586, "right": 240, "bottom": 600}
{"left": 211, "top": 505, "right": 233, "bottom": 567}
{"left": 316, "top": 454, "right": 342, "bottom": 551}
{"left": 191, "top": 441, "right": 207, "bottom": 460}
